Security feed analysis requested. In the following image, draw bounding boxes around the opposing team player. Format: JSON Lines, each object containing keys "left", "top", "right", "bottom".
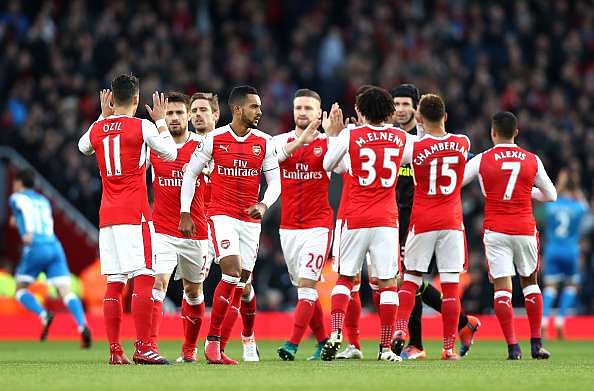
{"left": 180, "top": 85, "right": 280, "bottom": 364}
{"left": 274, "top": 89, "right": 331, "bottom": 361}
{"left": 148, "top": 92, "right": 208, "bottom": 363}
{"left": 78, "top": 75, "right": 177, "bottom": 364}
{"left": 10, "top": 169, "right": 91, "bottom": 348}
{"left": 393, "top": 94, "right": 470, "bottom": 360}
{"left": 322, "top": 86, "right": 414, "bottom": 362}
{"left": 390, "top": 84, "right": 480, "bottom": 359}
{"left": 463, "top": 111, "right": 556, "bottom": 359}
{"left": 542, "top": 171, "right": 588, "bottom": 339}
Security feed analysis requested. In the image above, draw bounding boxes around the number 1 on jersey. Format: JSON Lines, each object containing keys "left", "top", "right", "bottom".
{"left": 102, "top": 134, "right": 122, "bottom": 176}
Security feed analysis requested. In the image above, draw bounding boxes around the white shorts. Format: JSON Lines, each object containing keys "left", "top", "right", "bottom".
{"left": 201, "top": 225, "right": 216, "bottom": 281}
{"left": 99, "top": 222, "right": 155, "bottom": 275}
{"left": 483, "top": 230, "right": 539, "bottom": 279}
{"left": 335, "top": 221, "right": 399, "bottom": 280}
{"left": 404, "top": 229, "right": 466, "bottom": 273}
{"left": 280, "top": 227, "right": 332, "bottom": 286}
{"left": 153, "top": 232, "right": 208, "bottom": 283}
{"left": 208, "top": 215, "right": 261, "bottom": 272}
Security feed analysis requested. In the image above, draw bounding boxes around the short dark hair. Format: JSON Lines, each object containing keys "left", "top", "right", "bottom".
{"left": 418, "top": 94, "right": 445, "bottom": 123}
{"left": 491, "top": 111, "right": 518, "bottom": 139}
{"left": 355, "top": 86, "right": 395, "bottom": 124}
{"left": 355, "top": 85, "right": 374, "bottom": 106}
{"left": 294, "top": 89, "right": 321, "bottom": 103}
{"left": 16, "top": 168, "right": 35, "bottom": 188}
{"left": 391, "top": 84, "right": 420, "bottom": 108}
{"left": 165, "top": 91, "right": 190, "bottom": 111}
{"left": 190, "top": 92, "right": 219, "bottom": 113}
{"left": 228, "top": 85, "right": 258, "bottom": 109}
{"left": 111, "top": 74, "right": 139, "bottom": 105}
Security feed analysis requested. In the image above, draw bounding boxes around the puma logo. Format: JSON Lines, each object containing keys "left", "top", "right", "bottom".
{"left": 525, "top": 297, "right": 536, "bottom": 304}
{"left": 496, "top": 299, "right": 511, "bottom": 308}
{"left": 219, "top": 145, "right": 230, "bottom": 152}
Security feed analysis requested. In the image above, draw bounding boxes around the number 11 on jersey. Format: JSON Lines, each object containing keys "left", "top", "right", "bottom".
{"left": 102, "top": 134, "right": 122, "bottom": 176}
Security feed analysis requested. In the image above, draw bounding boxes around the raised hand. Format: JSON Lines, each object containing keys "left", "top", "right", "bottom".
{"left": 100, "top": 89, "right": 115, "bottom": 117}
{"left": 298, "top": 119, "right": 321, "bottom": 145}
{"left": 325, "top": 103, "right": 345, "bottom": 136}
{"left": 146, "top": 91, "right": 168, "bottom": 122}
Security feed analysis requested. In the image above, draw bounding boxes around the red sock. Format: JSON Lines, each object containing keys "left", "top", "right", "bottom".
{"left": 345, "top": 291, "right": 361, "bottom": 349}
{"left": 441, "top": 282, "right": 460, "bottom": 351}
{"left": 379, "top": 287, "right": 399, "bottom": 348}
{"left": 289, "top": 299, "right": 316, "bottom": 345}
{"left": 240, "top": 293, "right": 257, "bottom": 337}
{"left": 370, "top": 278, "right": 380, "bottom": 312}
{"left": 494, "top": 289, "right": 516, "bottom": 345}
{"left": 524, "top": 288, "right": 543, "bottom": 339}
{"left": 396, "top": 280, "right": 419, "bottom": 335}
{"left": 131, "top": 275, "right": 156, "bottom": 345}
{"left": 103, "top": 281, "right": 125, "bottom": 345}
{"left": 309, "top": 299, "right": 326, "bottom": 342}
{"left": 182, "top": 296, "right": 205, "bottom": 350}
{"left": 220, "top": 285, "right": 243, "bottom": 350}
{"left": 207, "top": 276, "right": 238, "bottom": 337}
{"left": 330, "top": 277, "right": 353, "bottom": 333}
{"left": 149, "top": 299, "right": 163, "bottom": 347}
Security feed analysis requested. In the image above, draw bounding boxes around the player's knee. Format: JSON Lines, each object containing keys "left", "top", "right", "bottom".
{"left": 377, "top": 277, "right": 396, "bottom": 289}
{"left": 184, "top": 284, "right": 201, "bottom": 299}
{"left": 298, "top": 278, "right": 317, "bottom": 289}
{"left": 153, "top": 276, "right": 167, "bottom": 292}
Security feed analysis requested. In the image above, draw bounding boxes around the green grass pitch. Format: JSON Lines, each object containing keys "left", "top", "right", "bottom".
{"left": 1, "top": 340, "right": 593, "bottom": 390}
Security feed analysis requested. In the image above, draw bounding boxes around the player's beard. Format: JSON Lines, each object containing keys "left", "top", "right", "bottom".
{"left": 295, "top": 118, "right": 311, "bottom": 131}
{"left": 169, "top": 124, "right": 187, "bottom": 137}
{"left": 243, "top": 113, "right": 261, "bottom": 129}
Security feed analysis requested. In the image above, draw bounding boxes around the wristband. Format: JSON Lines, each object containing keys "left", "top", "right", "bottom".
{"left": 155, "top": 118, "right": 167, "bottom": 129}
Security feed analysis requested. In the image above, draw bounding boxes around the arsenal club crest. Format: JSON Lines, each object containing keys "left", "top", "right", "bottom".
{"left": 313, "top": 146, "right": 323, "bottom": 157}
{"left": 252, "top": 144, "right": 262, "bottom": 156}
{"left": 221, "top": 239, "right": 230, "bottom": 249}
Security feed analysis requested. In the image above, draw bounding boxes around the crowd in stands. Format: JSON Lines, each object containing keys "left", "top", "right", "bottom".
{"left": 2, "top": 0, "right": 594, "bottom": 313}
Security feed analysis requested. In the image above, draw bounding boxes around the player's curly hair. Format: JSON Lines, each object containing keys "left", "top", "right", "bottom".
{"left": 111, "top": 74, "right": 139, "bottom": 105}
{"left": 418, "top": 94, "right": 445, "bottom": 123}
{"left": 165, "top": 91, "right": 190, "bottom": 111}
{"left": 355, "top": 86, "right": 395, "bottom": 125}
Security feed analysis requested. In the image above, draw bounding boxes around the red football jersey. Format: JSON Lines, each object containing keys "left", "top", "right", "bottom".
{"left": 198, "top": 125, "right": 278, "bottom": 222}
{"left": 89, "top": 116, "right": 152, "bottom": 227}
{"left": 273, "top": 131, "right": 333, "bottom": 229}
{"left": 151, "top": 134, "right": 208, "bottom": 240}
{"left": 338, "top": 125, "right": 409, "bottom": 229}
{"left": 410, "top": 133, "right": 470, "bottom": 233}
{"left": 477, "top": 144, "right": 539, "bottom": 235}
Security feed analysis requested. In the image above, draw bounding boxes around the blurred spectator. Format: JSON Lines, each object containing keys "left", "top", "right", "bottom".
{"left": 2, "top": 0, "right": 594, "bottom": 313}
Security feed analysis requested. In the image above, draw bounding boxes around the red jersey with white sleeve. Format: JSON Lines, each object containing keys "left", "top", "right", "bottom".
{"left": 78, "top": 115, "right": 176, "bottom": 227}
{"left": 462, "top": 144, "right": 556, "bottom": 235}
{"left": 272, "top": 131, "right": 333, "bottom": 229}
{"left": 181, "top": 124, "right": 281, "bottom": 222}
{"left": 410, "top": 133, "right": 470, "bottom": 233}
{"left": 323, "top": 124, "right": 412, "bottom": 229}
{"left": 150, "top": 133, "right": 208, "bottom": 240}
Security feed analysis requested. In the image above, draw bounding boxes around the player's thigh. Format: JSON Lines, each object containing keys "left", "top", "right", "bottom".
{"left": 435, "top": 230, "right": 466, "bottom": 273}
{"left": 238, "top": 219, "right": 261, "bottom": 273}
{"left": 404, "top": 229, "right": 437, "bottom": 273}
{"left": 45, "top": 241, "right": 72, "bottom": 287}
{"left": 104, "top": 223, "right": 153, "bottom": 275}
{"left": 483, "top": 230, "right": 516, "bottom": 279}
{"left": 336, "top": 224, "right": 369, "bottom": 277}
{"left": 511, "top": 233, "right": 539, "bottom": 277}
{"left": 330, "top": 219, "right": 343, "bottom": 272}
{"left": 208, "top": 215, "right": 241, "bottom": 264}
{"left": 175, "top": 239, "right": 208, "bottom": 283}
{"left": 152, "top": 232, "right": 179, "bottom": 276}
{"left": 279, "top": 229, "right": 303, "bottom": 286}
{"left": 297, "top": 227, "right": 331, "bottom": 283}
{"left": 368, "top": 227, "right": 399, "bottom": 279}
{"left": 15, "top": 245, "right": 41, "bottom": 284}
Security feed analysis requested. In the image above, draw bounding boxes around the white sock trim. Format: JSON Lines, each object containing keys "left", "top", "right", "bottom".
{"left": 237, "top": 282, "right": 247, "bottom": 289}
{"left": 106, "top": 274, "right": 128, "bottom": 283}
{"left": 221, "top": 274, "right": 240, "bottom": 284}
{"left": 403, "top": 273, "right": 423, "bottom": 286}
{"left": 62, "top": 292, "right": 78, "bottom": 305}
{"left": 152, "top": 289, "right": 166, "bottom": 302}
{"left": 331, "top": 284, "right": 351, "bottom": 297}
{"left": 15, "top": 289, "right": 28, "bottom": 301}
{"left": 380, "top": 290, "right": 399, "bottom": 305}
{"left": 184, "top": 293, "right": 204, "bottom": 306}
{"left": 523, "top": 284, "right": 541, "bottom": 297}
{"left": 298, "top": 287, "right": 318, "bottom": 302}
{"left": 494, "top": 290, "right": 513, "bottom": 300}
{"left": 440, "top": 272, "right": 460, "bottom": 284}
{"left": 351, "top": 284, "right": 361, "bottom": 293}
{"left": 241, "top": 287, "right": 255, "bottom": 302}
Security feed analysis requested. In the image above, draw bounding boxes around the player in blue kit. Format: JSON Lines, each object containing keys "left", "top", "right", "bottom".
{"left": 542, "top": 170, "right": 589, "bottom": 339}
{"left": 9, "top": 169, "right": 92, "bottom": 348}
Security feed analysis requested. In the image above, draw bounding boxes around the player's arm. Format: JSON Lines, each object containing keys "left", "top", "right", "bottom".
{"left": 78, "top": 89, "right": 116, "bottom": 156}
{"left": 247, "top": 138, "right": 281, "bottom": 220}
{"left": 8, "top": 195, "right": 33, "bottom": 245}
{"left": 332, "top": 154, "right": 351, "bottom": 174}
{"left": 179, "top": 137, "right": 212, "bottom": 236}
{"left": 462, "top": 153, "right": 482, "bottom": 186}
{"left": 144, "top": 92, "right": 177, "bottom": 161}
{"left": 276, "top": 120, "right": 322, "bottom": 162}
{"left": 531, "top": 156, "right": 557, "bottom": 202}
{"left": 401, "top": 132, "right": 418, "bottom": 165}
